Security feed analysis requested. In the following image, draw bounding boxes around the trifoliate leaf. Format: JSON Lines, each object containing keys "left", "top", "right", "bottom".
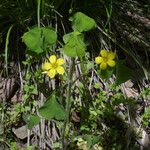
{"left": 63, "top": 32, "right": 86, "bottom": 57}
{"left": 22, "top": 27, "right": 57, "bottom": 55}
{"left": 70, "top": 12, "right": 97, "bottom": 32}
{"left": 115, "top": 61, "right": 133, "bottom": 85}
{"left": 23, "top": 114, "right": 40, "bottom": 130}
{"left": 63, "top": 31, "right": 81, "bottom": 44}
{"left": 39, "top": 93, "right": 66, "bottom": 121}
{"left": 42, "top": 27, "right": 57, "bottom": 46}
{"left": 22, "top": 27, "right": 43, "bottom": 54}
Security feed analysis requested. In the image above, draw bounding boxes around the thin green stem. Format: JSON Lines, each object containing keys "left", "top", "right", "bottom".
{"left": 5, "top": 25, "right": 13, "bottom": 76}
{"left": 37, "top": 0, "right": 41, "bottom": 28}
{"left": 62, "top": 58, "right": 75, "bottom": 150}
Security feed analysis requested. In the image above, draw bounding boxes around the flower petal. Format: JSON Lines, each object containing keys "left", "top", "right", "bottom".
{"left": 49, "top": 55, "right": 56, "bottom": 64}
{"left": 47, "top": 69, "right": 56, "bottom": 78}
{"left": 108, "top": 52, "right": 116, "bottom": 60}
{"left": 43, "top": 62, "right": 52, "bottom": 70}
{"left": 100, "top": 62, "right": 107, "bottom": 70}
{"left": 56, "top": 66, "right": 65, "bottom": 74}
{"left": 57, "top": 58, "right": 65, "bottom": 65}
{"left": 100, "top": 49, "right": 108, "bottom": 57}
{"left": 42, "top": 71, "right": 48, "bottom": 74}
{"left": 107, "top": 60, "right": 116, "bottom": 67}
{"left": 95, "top": 56, "right": 103, "bottom": 64}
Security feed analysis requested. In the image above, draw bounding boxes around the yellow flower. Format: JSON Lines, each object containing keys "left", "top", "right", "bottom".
{"left": 95, "top": 49, "right": 116, "bottom": 70}
{"left": 43, "top": 55, "right": 65, "bottom": 78}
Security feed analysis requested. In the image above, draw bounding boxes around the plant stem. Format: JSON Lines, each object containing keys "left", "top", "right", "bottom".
{"left": 5, "top": 25, "right": 13, "bottom": 76}
{"left": 62, "top": 58, "right": 75, "bottom": 150}
{"left": 37, "top": 0, "right": 41, "bottom": 28}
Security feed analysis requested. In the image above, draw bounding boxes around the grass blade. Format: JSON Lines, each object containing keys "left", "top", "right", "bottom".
{"left": 5, "top": 25, "right": 13, "bottom": 76}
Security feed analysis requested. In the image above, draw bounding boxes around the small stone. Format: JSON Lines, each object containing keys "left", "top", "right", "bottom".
{"left": 124, "top": 80, "right": 134, "bottom": 88}
{"left": 12, "top": 125, "right": 28, "bottom": 139}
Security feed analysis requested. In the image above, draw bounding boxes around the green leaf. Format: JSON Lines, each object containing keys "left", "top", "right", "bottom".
{"left": 63, "top": 32, "right": 86, "bottom": 57}
{"left": 22, "top": 27, "right": 57, "bottom": 55}
{"left": 70, "top": 12, "right": 97, "bottom": 32}
{"left": 98, "top": 68, "right": 114, "bottom": 80}
{"left": 26, "top": 146, "right": 33, "bottom": 150}
{"left": 63, "top": 31, "right": 81, "bottom": 43}
{"left": 115, "top": 61, "right": 133, "bottom": 85}
{"left": 10, "top": 142, "right": 17, "bottom": 150}
{"left": 24, "top": 114, "right": 40, "bottom": 130}
{"left": 22, "top": 27, "right": 43, "bottom": 54}
{"left": 80, "top": 61, "right": 94, "bottom": 74}
{"left": 144, "top": 107, "right": 150, "bottom": 116}
{"left": 42, "top": 27, "right": 57, "bottom": 46}
{"left": 39, "top": 93, "right": 66, "bottom": 120}
{"left": 83, "top": 135, "right": 100, "bottom": 148}
{"left": 87, "top": 62, "right": 94, "bottom": 71}
{"left": 52, "top": 142, "right": 61, "bottom": 149}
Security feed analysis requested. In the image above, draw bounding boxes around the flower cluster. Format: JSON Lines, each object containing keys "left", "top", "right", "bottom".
{"left": 43, "top": 50, "right": 116, "bottom": 78}
{"left": 43, "top": 55, "right": 65, "bottom": 78}
{"left": 95, "top": 49, "right": 116, "bottom": 70}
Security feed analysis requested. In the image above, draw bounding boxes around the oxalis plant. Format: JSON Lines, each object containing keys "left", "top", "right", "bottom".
{"left": 21, "top": 11, "right": 133, "bottom": 149}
